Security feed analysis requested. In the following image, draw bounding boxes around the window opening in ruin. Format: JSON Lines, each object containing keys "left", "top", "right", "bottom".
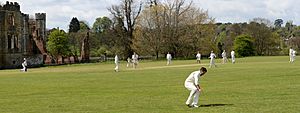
{"left": 7, "top": 35, "right": 11, "bottom": 49}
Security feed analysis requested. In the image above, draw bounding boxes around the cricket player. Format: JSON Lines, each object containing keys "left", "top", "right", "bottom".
{"left": 166, "top": 52, "right": 172, "bottom": 65}
{"left": 291, "top": 49, "right": 296, "bottom": 63}
{"left": 184, "top": 67, "right": 207, "bottom": 108}
{"left": 289, "top": 47, "right": 294, "bottom": 63}
{"left": 221, "top": 50, "right": 228, "bottom": 64}
{"left": 114, "top": 55, "right": 119, "bottom": 72}
{"left": 209, "top": 51, "right": 217, "bottom": 68}
{"left": 231, "top": 50, "right": 235, "bottom": 64}
{"left": 132, "top": 52, "right": 139, "bottom": 69}
{"left": 196, "top": 51, "right": 201, "bottom": 64}
{"left": 126, "top": 57, "right": 132, "bottom": 67}
{"left": 20, "top": 58, "right": 28, "bottom": 72}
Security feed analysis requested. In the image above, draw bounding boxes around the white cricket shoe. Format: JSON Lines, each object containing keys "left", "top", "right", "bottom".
{"left": 192, "top": 104, "right": 199, "bottom": 108}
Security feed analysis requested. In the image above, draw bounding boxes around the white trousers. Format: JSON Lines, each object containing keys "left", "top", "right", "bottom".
{"left": 209, "top": 59, "right": 216, "bottom": 68}
{"left": 231, "top": 56, "right": 235, "bottom": 64}
{"left": 115, "top": 63, "right": 119, "bottom": 72}
{"left": 185, "top": 82, "right": 200, "bottom": 105}
{"left": 167, "top": 59, "right": 171, "bottom": 65}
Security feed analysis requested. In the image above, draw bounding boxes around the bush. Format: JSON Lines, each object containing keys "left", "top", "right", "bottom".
{"left": 234, "top": 35, "right": 255, "bottom": 57}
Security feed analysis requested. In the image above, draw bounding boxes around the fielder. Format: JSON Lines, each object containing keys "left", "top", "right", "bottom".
{"left": 184, "top": 67, "right": 207, "bottom": 108}
{"left": 166, "top": 52, "right": 172, "bottom": 65}
{"left": 231, "top": 50, "right": 235, "bottom": 64}
{"left": 291, "top": 49, "right": 296, "bottom": 63}
{"left": 126, "top": 57, "right": 132, "bottom": 67}
{"left": 132, "top": 52, "right": 139, "bottom": 69}
{"left": 196, "top": 51, "right": 201, "bottom": 64}
{"left": 289, "top": 47, "right": 294, "bottom": 63}
{"left": 114, "top": 55, "right": 119, "bottom": 72}
{"left": 221, "top": 50, "right": 228, "bottom": 64}
{"left": 209, "top": 51, "right": 217, "bottom": 68}
{"left": 20, "top": 58, "right": 28, "bottom": 72}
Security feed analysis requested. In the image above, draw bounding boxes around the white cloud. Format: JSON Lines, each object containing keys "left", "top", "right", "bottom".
{"left": 1, "top": 0, "right": 300, "bottom": 31}
{"left": 0, "top": 0, "right": 118, "bottom": 31}
{"left": 194, "top": 0, "right": 300, "bottom": 25}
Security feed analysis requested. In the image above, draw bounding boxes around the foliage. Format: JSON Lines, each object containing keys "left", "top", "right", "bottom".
{"left": 246, "top": 21, "right": 280, "bottom": 55}
{"left": 69, "top": 17, "right": 80, "bottom": 33}
{"left": 234, "top": 35, "right": 255, "bottom": 57}
{"left": 108, "top": 0, "right": 143, "bottom": 58}
{"left": 46, "top": 29, "right": 69, "bottom": 62}
{"left": 92, "top": 17, "right": 112, "bottom": 33}
{"left": 274, "top": 19, "right": 283, "bottom": 28}
{"left": 133, "top": 0, "right": 215, "bottom": 58}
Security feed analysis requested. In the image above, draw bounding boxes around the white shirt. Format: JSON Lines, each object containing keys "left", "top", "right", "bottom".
{"left": 132, "top": 54, "right": 138, "bottom": 63}
{"left": 289, "top": 49, "right": 293, "bottom": 56}
{"left": 185, "top": 71, "right": 201, "bottom": 85}
{"left": 22, "top": 60, "right": 27, "bottom": 67}
{"left": 114, "top": 55, "right": 119, "bottom": 64}
{"left": 292, "top": 50, "right": 296, "bottom": 57}
{"left": 209, "top": 53, "right": 216, "bottom": 59}
{"left": 166, "top": 53, "right": 172, "bottom": 60}
{"left": 222, "top": 52, "right": 226, "bottom": 58}
{"left": 196, "top": 53, "right": 201, "bottom": 60}
{"left": 231, "top": 51, "right": 235, "bottom": 57}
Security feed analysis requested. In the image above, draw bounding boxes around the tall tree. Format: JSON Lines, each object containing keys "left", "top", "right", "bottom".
{"left": 47, "top": 29, "right": 69, "bottom": 64}
{"left": 109, "top": 0, "right": 143, "bottom": 58}
{"left": 274, "top": 19, "right": 283, "bottom": 28}
{"left": 133, "top": 0, "right": 215, "bottom": 58}
{"left": 69, "top": 17, "right": 80, "bottom": 33}
{"left": 92, "top": 17, "right": 112, "bottom": 33}
{"left": 68, "top": 17, "right": 81, "bottom": 62}
{"left": 246, "top": 20, "right": 280, "bottom": 55}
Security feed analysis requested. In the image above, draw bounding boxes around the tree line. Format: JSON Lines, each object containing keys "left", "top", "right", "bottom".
{"left": 46, "top": 0, "right": 300, "bottom": 63}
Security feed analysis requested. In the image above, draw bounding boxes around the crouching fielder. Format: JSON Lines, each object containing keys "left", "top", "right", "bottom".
{"left": 184, "top": 67, "right": 207, "bottom": 108}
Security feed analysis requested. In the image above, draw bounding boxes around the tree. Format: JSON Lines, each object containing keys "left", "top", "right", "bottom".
{"left": 46, "top": 29, "right": 69, "bottom": 64}
{"left": 133, "top": 0, "right": 215, "bottom": 58}
{"left": 69, "top": 17, "right": 80, "bottom": 33}
{"left": 92, "top": 17, "right": 112, "bottom": 33}
{"left": 109, "top": 0, "right": 142, "bottom": 58}
{"left": 68, "top": 17, "right": 81, "bottom": 62}
{"left": 274, "top": 19, "right": 283, "bottom": 28}
{"left": 246, "top": 20, "right": 279, "bottom": 55}
{"left": 234, "top": 35, "right": 255, "bottom": 57}
{"left": 90, "top": 17, "right": 116, "bottom": 58}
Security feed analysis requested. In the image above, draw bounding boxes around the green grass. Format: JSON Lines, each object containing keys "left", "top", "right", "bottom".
{"left": 0, "top": 56, "right": 299, "bottom": 113}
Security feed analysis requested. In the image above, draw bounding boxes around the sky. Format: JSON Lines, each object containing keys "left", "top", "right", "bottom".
{"left": 1, "top": 0, "right": 299, "bottom": 31}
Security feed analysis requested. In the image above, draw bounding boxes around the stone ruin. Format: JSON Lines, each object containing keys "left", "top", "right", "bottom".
{"left": 0, "top": 1, "right": 47, "bottom": 69}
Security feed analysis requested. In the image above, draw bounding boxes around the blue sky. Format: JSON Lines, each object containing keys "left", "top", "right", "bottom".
{"left": 1, "top": 0, "right": 299, "bottom": 31}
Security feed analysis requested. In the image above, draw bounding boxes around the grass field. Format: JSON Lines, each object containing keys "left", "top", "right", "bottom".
{"left": 0, "top": 56, "right": 299, "bottom": 113}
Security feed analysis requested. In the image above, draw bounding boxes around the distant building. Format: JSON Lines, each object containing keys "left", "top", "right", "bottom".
{"left": 0, "top": 1, "right": 46, "bottom": 69}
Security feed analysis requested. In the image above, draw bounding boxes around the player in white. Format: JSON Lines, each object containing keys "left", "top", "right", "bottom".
{"left": 221, "top": 50, "right": 228, "bottom": 64}
{"left": 289, "top": 47, "right": 294, "bottom": 63}
{"left": 184, "top": 67, "right": 207, "bottom": 108}
{"left": 20, "top": 58, "right": 28, "bottom": 72}
{"left": 114, "top": 55, "right": 119, "bottom": 72}
{"left": 126, "top": 57, "right": 132, "bottom": 67}
{"left": 209, "top": 51, "right": 217, "bottom": 68}
{"left": 231, "top": 50, "right": 235, "bottom": 64}
{"left": 132, "top": 52, "right": 139, "bottom": 69}
{"left": 196, "top": 51, "right": 201, "bottom": 64}
{"left": 166, "top": 52, "right": 172, "bottom": 65}
{"left": 289, "top": 47, "right": 293, "bottom": 63}
{"left": 291, "top": 49, "right": 296, "bottom": 63}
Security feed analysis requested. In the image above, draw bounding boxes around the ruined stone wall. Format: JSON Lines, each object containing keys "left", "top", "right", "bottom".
{"left": 2, "top": 53, "right": 43, "bottom": 69}
{"left": 0, "top": 1, "right": 46, "bottom": 69}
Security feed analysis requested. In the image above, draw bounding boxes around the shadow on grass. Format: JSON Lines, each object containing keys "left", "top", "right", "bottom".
{"left": 199, "top": 104, "right": 233, "bottom": 107}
